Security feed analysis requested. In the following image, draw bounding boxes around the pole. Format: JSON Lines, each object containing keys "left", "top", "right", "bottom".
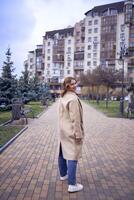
{"left": 120, "top": 59, "right": 124, "bottom": 116}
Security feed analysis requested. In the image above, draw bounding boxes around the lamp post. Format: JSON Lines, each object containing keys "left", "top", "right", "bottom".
{"left": 119, "top": 46, "right": 128, "bottom": 116}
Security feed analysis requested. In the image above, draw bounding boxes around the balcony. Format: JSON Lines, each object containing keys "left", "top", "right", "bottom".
{"left": 74, "top": 51, "right": 84, "bottom": 60}
{"left": 74, "top": 64, "right": 84, "bottom": 70}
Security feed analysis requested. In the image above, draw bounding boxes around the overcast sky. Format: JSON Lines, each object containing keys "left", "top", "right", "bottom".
{"left": 0, "top": 0, "right": 120, "bottom": 77}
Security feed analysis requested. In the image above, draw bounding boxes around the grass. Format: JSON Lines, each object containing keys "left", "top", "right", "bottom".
{"left": 0, "top": 101, "right": 47, "bottom": 125}
{"left": 24, "top": 101, "right": 45, "bottom": 118}
{"left": 0, "top": 126, "right": 24, "bottom": 147}
{"left": 0, "top": 111, "right": 11, "bottom": 124}
{"left": 86, "top": 100, "right": 128, "bottom": 118}
{"left": 0, "top": 101, "right": 48, "bottom": 148}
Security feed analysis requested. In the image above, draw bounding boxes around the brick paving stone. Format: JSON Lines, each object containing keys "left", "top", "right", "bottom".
{"left": 0, "top": 101, "right": 134, "bottom": 200}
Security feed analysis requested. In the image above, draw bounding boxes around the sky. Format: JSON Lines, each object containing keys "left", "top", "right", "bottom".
{"left": 0, "top": 0, "right": 120, "bottom": 77}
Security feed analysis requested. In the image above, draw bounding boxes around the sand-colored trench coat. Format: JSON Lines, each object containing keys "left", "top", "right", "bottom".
{"left": 58, "top": 91, "right": 84, "bottom": 160}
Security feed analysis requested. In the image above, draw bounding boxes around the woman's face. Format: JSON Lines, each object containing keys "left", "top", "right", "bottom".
{"left": 68, "top": 79, "right": 77, "bottom": 92}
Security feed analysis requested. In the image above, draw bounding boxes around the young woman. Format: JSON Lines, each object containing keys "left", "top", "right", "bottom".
{"left": 58, "top": 77, "right": 84, "bottom": 193}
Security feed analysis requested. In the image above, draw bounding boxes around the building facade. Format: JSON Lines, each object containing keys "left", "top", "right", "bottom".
{"left": 24, "top": 0, "right": 134, "bottom": 83}
{"left": 84, "top": 0, "right": 134, "bottom": 82}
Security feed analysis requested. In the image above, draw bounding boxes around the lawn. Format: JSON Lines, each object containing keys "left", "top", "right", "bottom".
{"left": 86, "top": 100, "right": 128, "bottom": 118}
{"left": 24, "top": 101, "right": 46, "bottom": 117}
{"left": 0, "top": 101, "right": 47, "bottom": 148}
{"left": 0, "top": 126, "right": 24, "bottom": 147}
{"left": 0, "top": 101, "right": 46, "bottom": 125}
{"left": 0, "top": 111, "right": 11, "bottom": 125}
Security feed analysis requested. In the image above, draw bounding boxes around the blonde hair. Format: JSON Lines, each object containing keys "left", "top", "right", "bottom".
{"left": 61, "top": 77, "right": 76, "bottom": 97}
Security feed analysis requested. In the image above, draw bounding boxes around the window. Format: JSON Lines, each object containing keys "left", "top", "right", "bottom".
{"left": 130, "top": 42, "right": 134, "bottom": 47}
{"left": 87, "top": 53, "right": 91, "bottom": 58}
{"left": 47, "top": 56, "right": 50, "bottom": 60}
{"left": 81, "top": 47, "right": 84, "bottom": 51}
{"left": 93, "top": 61, "right": 97, "bottom": 66}
{"left": 87, "top": 61, "right": 91, "bottom": 66}
{"left": 68, "top": 39, "right": 71, "bottom": 44}
{"left": 93, "top": 53, "right": 97, "bottom": 57}
{"left": 48, "top": 42, "right": 50, "bottom": 46}
{"left": 110, "top": 9, "right": 117, "bottom": 15}
{"left": 120, "top": 33, "right": 125, "bottom": 41}
{"left": 94, "top": 36, "right": 97, "bottom": 42}
{"left": 94, "top": 19, "right": 98, "bottom": 25}
{"left": 68, "top": 62, "right": 71, "bottom": 67}
{"left": 88, "top": 37, "right": 92, "bottom": 42}
{"left": 93, "top": 12, "right": 98, "bottom": 17}
{"left": 76, "top": 39, "right": 80, "bottom": 43}
{"left": 47, "top": 64, "right": 50, "bottom": 68}
{"left": 47, "top": 49, "right": 50, "bottom": 53}
{"left": 68, "top": 47, "right": 71, "bottom": 53}
{"left": 88, "top": 20, "right": 92, "bottom": 26}
{"left": 30, "top": 58, "right": 33, "bottom": 62}
{"left": 121, "top": 24, "right": 125, "bottom": 32}
{"left": 130, "top": 33, "right": 134, "bottom": 38}
{"left": 67, "top": 70, "right": 70, "bottom": 74}
{"left": 93, "top": 44, "right": 97, "bottom": 50}
{"left": 94, "top": 28, "right": 98, "bottom": 33}
{"left": 76, "top": 31, "right": 80, "bottom": 36}
{"left": 102, "top": 9, "right": 108, "bottom": 16}
{"left": 88, "top": 29, "right": 92, "bottom": 34}
{"left": 88, "top": 45, "right": 91, "bottom": 50}
{"left": 30, "top": 65, "right": 33, "bottom": 69}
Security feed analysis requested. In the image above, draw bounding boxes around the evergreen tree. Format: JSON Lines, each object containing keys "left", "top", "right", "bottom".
{"left": 18, "top": 67, "right": 30, "bottom": 98}
{"left": 2, "top": 48, "right": 14, "bottom": 79}
{"left": 0, "top": 48, "right": 17, "bottom": 100}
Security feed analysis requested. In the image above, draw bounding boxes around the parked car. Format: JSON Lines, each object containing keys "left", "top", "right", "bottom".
{"left": 124, "top": 96, "right": 129, "bottom": 101}
{"left": 111, "top": 96, "right": 117, "bottom": 101}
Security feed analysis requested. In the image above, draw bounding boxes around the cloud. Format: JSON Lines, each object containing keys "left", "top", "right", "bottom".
{"left": 0, "top": 0, "right": 36, "bottom": 76}
{"left": 0, "top": 0, "right": 36, "bottom": 44}
{"left": 0, "top": 0, "right": 120, "bottom": 76}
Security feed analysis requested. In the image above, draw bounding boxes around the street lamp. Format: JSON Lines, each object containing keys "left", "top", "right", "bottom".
{"left": 118, "top": 45, "right": 128, "bottom": 116}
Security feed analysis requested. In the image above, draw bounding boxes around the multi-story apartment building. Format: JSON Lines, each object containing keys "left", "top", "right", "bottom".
{"left": 24, "top": 50, "right": 35, "bottom": 80}
{"left": 24, "top": 45, "right": 44, "bottom": 82}
{"left": 43, "top": 27, "right": 74, "bottom": 83}
{"left": 24, "top": 0, "right": 134, "bottom": 83}
{"left": 35, "top": 45, "right": 44, "bottom": 82}
{"left": 74, "top": 19, "right": 85, "bottom": 77}
{"left": 84, "top": 0, "right": 134, "bottom": 82}
{"left": 126, "top": 0, "right": 134, "bottom": 82}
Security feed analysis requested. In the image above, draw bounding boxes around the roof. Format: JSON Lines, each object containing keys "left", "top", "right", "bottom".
{"left": 44, "top": 27, "right": 74, "bottom": 39}
{"left": 85, "top": 1, "right": 124, "bottom": 16}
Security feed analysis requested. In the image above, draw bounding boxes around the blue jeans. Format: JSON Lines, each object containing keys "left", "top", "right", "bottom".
{"left": 58, "top": 145, "right": 77, "bottom": 185}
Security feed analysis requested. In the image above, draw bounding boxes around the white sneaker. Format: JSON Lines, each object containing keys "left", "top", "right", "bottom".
{"left": 60, "top": 174, "right": 68, "bottom": 181}
{"left": 68, "top": 183, "right": 83, "bottom": 193}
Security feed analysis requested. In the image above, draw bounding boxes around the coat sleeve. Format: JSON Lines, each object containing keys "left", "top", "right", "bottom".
{"left": 69, "top": 99, "right": 83, "bottom": 139}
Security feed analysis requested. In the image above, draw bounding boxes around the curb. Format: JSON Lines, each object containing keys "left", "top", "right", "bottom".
{"left": 0, "top": 120, "right": 12, "bottom": 127}
{"left": 0, "top": 126, "right": 28, "bottom": 154}
{"left": 36, "top": 106, "right": 50, "bottom": 118}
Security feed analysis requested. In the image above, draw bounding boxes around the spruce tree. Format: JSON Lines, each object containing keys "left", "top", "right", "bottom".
{"left": 0, "top": 48, "right": 17, "bottom": 100}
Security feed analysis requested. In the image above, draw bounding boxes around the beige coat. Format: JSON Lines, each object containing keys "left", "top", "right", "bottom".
{"left": 58, "top": 91, "right": 84, "bottom": 160}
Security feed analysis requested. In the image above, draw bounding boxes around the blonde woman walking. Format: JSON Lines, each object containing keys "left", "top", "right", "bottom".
{"left": 58, "top": 77, "right": 84, "bottom": 193}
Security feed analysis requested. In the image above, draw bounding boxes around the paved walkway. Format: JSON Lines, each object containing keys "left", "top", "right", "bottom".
{"left": 0, "top": 101, "right": 134, "bottom": 200}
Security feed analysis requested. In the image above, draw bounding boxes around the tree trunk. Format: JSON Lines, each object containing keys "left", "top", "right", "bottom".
{"left": 12, "top": 103, "right": 21, "bottom": 120}
{"left": 96, "top": 85, "right": 100, "bottom": 105}
{"left": 105, "top": 86, "right": 109, "bottom": 108}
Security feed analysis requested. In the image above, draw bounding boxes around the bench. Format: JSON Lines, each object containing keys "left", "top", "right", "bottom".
{"left": 11, "top": 103, "right": 34, "bottom": 124}
{"left": 20, "top": 108, "right": 34, "bottom": 124}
